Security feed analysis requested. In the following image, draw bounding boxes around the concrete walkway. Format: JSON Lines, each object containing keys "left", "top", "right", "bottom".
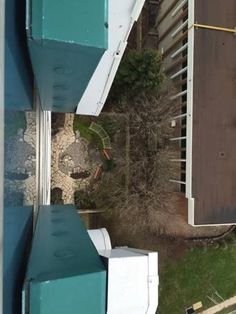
{"left": 201, "top": 296, "right": 236, "bottom": 314}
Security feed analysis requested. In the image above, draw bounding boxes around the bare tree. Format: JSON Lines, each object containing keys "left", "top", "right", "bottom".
{"left": 91, "top": 81, "right": 183, "bottom": 234}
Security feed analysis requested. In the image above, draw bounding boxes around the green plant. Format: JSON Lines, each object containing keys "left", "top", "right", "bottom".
{"left": 102, "top": 159, "right": 116, "bottom": 172}
{"left": 73, "top": 115, "right": 103, "bottom": 149}
{"left": 51, "top": 188, "right": 64, "bottom": 205}
{"left": 51, "top": 113, "right": 65, "bottom": 136}
{"left": 100, "top": 118, "right": 119, "bottom": 140}
{"left": 110, "top": 49, "right": 163, "bottom": 101}
{"left": 74, "top": 190, "right": 96, "bottom": 209}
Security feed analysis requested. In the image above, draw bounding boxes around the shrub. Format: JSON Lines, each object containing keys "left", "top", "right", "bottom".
{"left": 74, "top": 190, "right": 96, "bottom": 209}
{"left": 51, "top": 113, "right": 65, "bottom": 136}
{"left": 70, "top": 171, "right": 90, "bottom": 179}
{"left": 51, "top": 187, "right": 64, "bottom": 205}
{"left": 102, "top": 159, "right": 116, "bottom": 172}
{"left": 110, "top": 49, "right": 163, "bottom": 100}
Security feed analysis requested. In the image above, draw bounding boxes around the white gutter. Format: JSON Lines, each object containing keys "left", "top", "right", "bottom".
{"left": 76, "top": 0, "right": 145, "bottom": 116}
{"left": 0, "top": 0, "right": 5, "bottom": 311}
{"left": 39, "top": 109, "right": 51, "bottom": 206}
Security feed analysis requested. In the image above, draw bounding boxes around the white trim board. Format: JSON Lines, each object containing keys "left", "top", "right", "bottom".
{"left": 76, "top": 0, "right": 145, "bottom": 116}
{"left": 186, "top": 0, "right": 195, "bottom": 225}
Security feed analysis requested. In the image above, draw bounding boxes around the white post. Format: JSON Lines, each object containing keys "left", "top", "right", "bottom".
{"left": 172, "top": 113, "right": 187, "bottom": 120}
{"left": 172, "top": 0, "right": 188, "bottom": 17}
{"left": 171, "top": 43, "right": 188, "bottom": 58}
{"left": 170, "top": 136, "right": 187, "bottom": 141}
{"left": 170, "top": 180, "right": 186, "bottom": 185}
{"left": 171, "top": 19, "right": 188, "bottom": 38}
{"left": 170, "top": 90, "right": 187, "bottom": 100}
{"left": 170, "top": 159, "right": 187, "bottom": 162}
{"left": 170, "top": 66, "right": 187, "bottom": 79}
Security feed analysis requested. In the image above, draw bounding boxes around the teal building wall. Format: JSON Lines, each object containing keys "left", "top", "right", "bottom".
{"left": 5, "top": 0, "right": 33, "bottom": 111}
{"left": 3, "top": 207, "right": 33, "bottom": 314}
{"left": 26, "top": 0, "right": 108, "bottom": 112}
{"left": 23, "top": 205, "right": 107, "bottom": 314}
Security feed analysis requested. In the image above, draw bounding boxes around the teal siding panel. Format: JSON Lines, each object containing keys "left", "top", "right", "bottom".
{"left": 4, "top": 207, "right": 33, "bottom": 314}
{"left": 26, "top": 0, "right": 108, "bottom": 112}
{"left": 23, "top": 205, "right": 106, "bottom": 314}
{"left": 27, "top": 40, "right": 104, "bottom": 112}
{"left": 30, "top": 273, "right": 106, "bottom": 314}
{"left": 32, "top": 0, "right": 108, "bottom": 48}
{"left": 5, "top": 0, "right": 33, "bottom": 111}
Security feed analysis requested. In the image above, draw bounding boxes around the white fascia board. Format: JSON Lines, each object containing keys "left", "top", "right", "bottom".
{"left": 186, "top": 0, "right": 195, "bottom": 224}
{"left": 76, "top": 0, "right": 145, "bottom": 116}
{"left": 187, "top": 197, "right": 195, "bottom": 226}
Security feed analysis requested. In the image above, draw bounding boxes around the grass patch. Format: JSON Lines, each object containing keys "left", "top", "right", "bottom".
{"left": 73, "top": 115, "right": 103, "bottom": 149}
{"left": 73, "top": 114, "right": 120, "bottom": 149}
{"left": 159, "top": 241, "right": 236, "bottom": 313}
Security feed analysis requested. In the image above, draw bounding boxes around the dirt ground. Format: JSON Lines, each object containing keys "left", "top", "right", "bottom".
{"left": 85, "top": 208, "right": 231, "bottom": 272}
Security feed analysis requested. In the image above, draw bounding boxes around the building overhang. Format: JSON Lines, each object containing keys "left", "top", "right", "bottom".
{"left": 76, "top": 0, "right": 145, "bottom": 116}
{"left": 26, "top": 0, "right": 108, "bottom": 112}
